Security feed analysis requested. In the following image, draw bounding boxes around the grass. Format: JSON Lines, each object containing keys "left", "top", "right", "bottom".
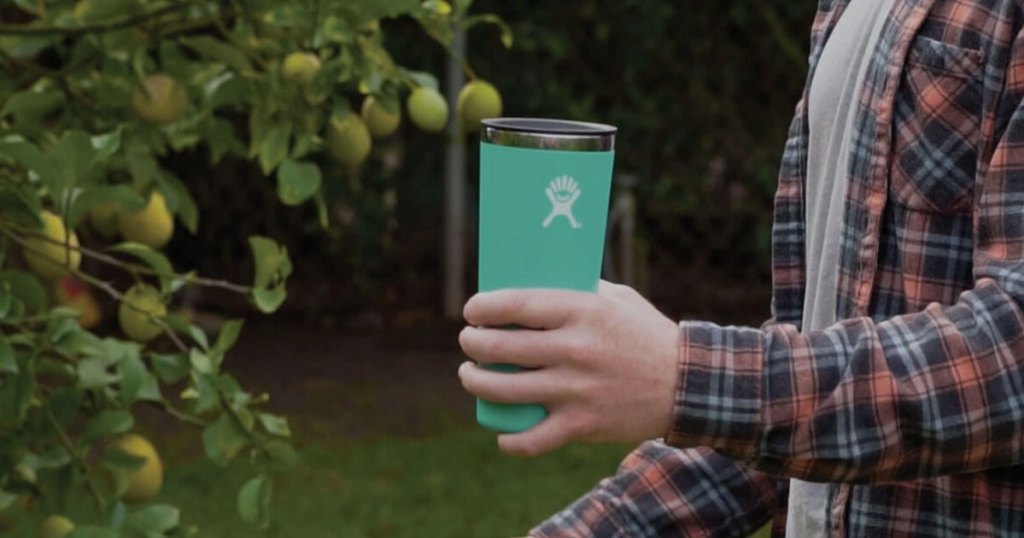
{"left": 10, "top": 430, "right": 631, "bottom": 537}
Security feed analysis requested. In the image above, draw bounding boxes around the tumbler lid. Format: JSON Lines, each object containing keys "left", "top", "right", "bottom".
{"left": 482, "top": 118, "right": 616, "bottom": 151}
{"left": 482, "top": 118, "right": 617, "bottom": 136}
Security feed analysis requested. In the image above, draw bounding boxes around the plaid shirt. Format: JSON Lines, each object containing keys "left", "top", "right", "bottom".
{"left": 533, "top": 0, "right": 1024, "bottom": 536}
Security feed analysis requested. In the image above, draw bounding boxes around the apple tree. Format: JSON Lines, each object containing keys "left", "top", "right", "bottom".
{"left": 0, "top": 0, "right": 508, "bottom": 535}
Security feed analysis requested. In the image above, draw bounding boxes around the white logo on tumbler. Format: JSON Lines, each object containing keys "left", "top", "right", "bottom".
{"left": 543, "top": 175, "right": 582, "bottom": 229}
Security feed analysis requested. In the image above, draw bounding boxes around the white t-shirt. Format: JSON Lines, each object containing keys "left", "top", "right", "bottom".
{"left": 790, "top": 0, "right": 896, "bottom": 535}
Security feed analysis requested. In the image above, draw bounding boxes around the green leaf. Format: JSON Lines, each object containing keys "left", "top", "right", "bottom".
{"left": 71, "top": 0, "right": 138, "bottom": 21}
{"left": 46, "top": 315, "right": 80, "bottom": 345}
{"left": 37, "top": 445, "right": 72, "bottom": 469}
{"left": 156, "top": 173, "right": 199, "bottom": 234}
{"left": 127, "top": 504, "right": 180, "bottom": 534}
{"left": 252, "top": 287, "right": 287, "bottom": 314}
{"left": 421, "top": 0, "right": 452, "bottom": 15}
{"left": 47, "top": 388, "right": 81, "bottom": 428}
{"left": 150, "top": 352, "right": 189, "bottom": 384}
{"left": 100, "top": 447, "right": 146, "bottom": 472}
{"left": 66, "top": 184, "right": 143, "bottom": 231}
{"left": 264, "top": 439, "right": 298, "bottom": 467}
{"left": 291, "top": 132, "right": 317, "bottom": 160}
{"left": 118, "top": 352, "right": 147, "bottom": 406}
{"left": 257, "top": 413, "right": 291, "bottom": 437}
{"left": 4, "top": 299, "right": 24, "bottom": 322}
{"left": 204, "top": 118, "right": 246, "bottom": 163}
{"left": 190, "top": 348, "right": 214, "bottom": 375}
{"left": 249, "top": 236, "right": 292, "bottom": 289}
{"left": 416, "top": 14, "right": 454, "bottom": 47}
{"left": 135, "top": 372, "right": 162, "bottom": 402}
{"left": 81, "top": 410, "right": 134, "bottom": 447}
{"left": 0, "top": 139, "right": 63, "bottom": 196}
{"left": 202, "top": 415, "right": 250, "bottom": 466}
{"left": 167, "top": 129, "right": 199, "bottom": 155}
{"left": 50, "top": 463, "right": 75, "bottom": 513}
{"left": 0, "top": 89, "right": 64, "bottom": 122}
{"left": 90, "top": 128, "right": 123, "bottom": 163}
{"left": 322, "top": 15, "right": 355, "bottom": 43}
{"left": 0, "top": 490, "right": 15, "bottom": 511}
{"left": 212, "top": 319, "right": 244, "bottom": 357}
{"left": 453, "top": 0, "right": 473, "bottom": 15}
{"left": 126, "top": 148, "right": 160, "bottom": 185}
{"left": 330, "top": 99, "right": 353, "bottom": 121}
{"left": 0, "top": 336, "right": 15, "bottom": 374}
{"left": 0, "top": 180, "right": 43, "bottom": 228}
{"left": 187, "top": 373, "right": 220, "bottom": 414}
{"left": 53, "top": 130, "right": 98, "bottom": 191}
{"left": 248, "top": 234, "right": 290, "bottom": 295}
{"left": 404, "top": 70, "right": 439, "bottom": 91}
{"left": 180, "top": 35, "right": 253, "bottom": 73}
{"left": 237, "top": 475, "right": 272, "bottom": 530}
{"left": 110, "top": 242, "right": 174, "bottom": 294}
{"left": 163, "top": 313, "right": 209, "bottom": 350}
{"left": 233, "top": 406, "right": 255, "bottom": 431}
{"left": 359, "top": 0, "right": 420, "bottom": 19}
{"left": 0, "top": 283, "right": 11, "bottom": 318}
{"left": 77, "top": 356, "right": 121, "bottom": 389}
{"left": 0, "top": 270, "right": 47, "bottom": 312}
{"left": 276, "top": 159, "right": 322, "bottom": 206}
{"left": 358, "top": 65, "right": 383, "bottom": 95}
{"left": 258, "top": 123, "right": 292, "bottom": 175}
{"left": 207, "top": 72, "right": 255, "bottom": 111}
{"left": 35, "top": 358, "right": 76, "bottom": 383}
{"left": 0, "top": 356, "right": 34, "bottom": 427}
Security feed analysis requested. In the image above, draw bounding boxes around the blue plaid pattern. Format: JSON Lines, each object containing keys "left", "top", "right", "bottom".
{"left": 533, "top": 0, "right": 1024, "bottom": 536}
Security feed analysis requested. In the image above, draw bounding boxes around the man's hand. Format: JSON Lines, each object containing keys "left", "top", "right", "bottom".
{"left": 458, "top": 281, "right": 680, "bottom": 456}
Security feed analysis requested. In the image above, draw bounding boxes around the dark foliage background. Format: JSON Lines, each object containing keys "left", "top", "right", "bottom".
{"left": 175, "top": 1, "right": 817, "bottom": 326}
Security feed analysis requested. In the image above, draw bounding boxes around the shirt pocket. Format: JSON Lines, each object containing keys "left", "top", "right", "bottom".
{"left": 889, "top": 35, "right": 984, "bottom": 214}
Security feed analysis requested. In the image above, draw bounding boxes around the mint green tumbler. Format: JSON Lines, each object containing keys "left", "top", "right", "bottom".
{"left": 476, "top": 118, "right": 617, "bottom": 433}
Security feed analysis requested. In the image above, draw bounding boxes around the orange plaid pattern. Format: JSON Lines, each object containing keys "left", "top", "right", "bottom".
{"left": 535, "top": 1, "right": 1024, "bottom": 536}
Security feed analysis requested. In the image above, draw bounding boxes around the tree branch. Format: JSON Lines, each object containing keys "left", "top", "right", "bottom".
{"left": 146, "top": 398, "right": 208, "bottom": 427}
{"left": 0, "top": 227, "right": 191, "bottom": 353}
{"left": 5, "top": 223, "right": 251, "bottom": 294}
{"left": 0, "top": 2, "right": 192, "bottom": 36}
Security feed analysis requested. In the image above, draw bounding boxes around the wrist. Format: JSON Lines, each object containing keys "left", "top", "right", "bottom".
{"left": 664, "top": 321, "right": 765, "bottom": 460}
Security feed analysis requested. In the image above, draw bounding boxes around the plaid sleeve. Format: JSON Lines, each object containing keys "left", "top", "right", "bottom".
{"left": 664, "top": 31, "right": 1024, "bottom": 484}
{"left": 668, "top": 294, "right": 1024, "bottom": 484}
{"left": 530, "top": 442, "right": 783, "bottom": 538}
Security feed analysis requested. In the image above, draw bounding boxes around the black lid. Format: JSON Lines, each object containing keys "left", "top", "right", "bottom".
{"left": 482, "top": 118, "right": 617, "bottom": 136}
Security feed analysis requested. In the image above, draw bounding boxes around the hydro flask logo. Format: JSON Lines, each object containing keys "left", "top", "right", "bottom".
{"left": 542, "top": 175, "right": 582, "bottom": 229}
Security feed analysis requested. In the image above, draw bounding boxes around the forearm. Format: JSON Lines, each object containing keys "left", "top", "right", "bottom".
{"left": 666, "top": 279, "right": 1024, "bottom": 482}
{"left": 531, "top": 442, "right": 782, "bottom": 538}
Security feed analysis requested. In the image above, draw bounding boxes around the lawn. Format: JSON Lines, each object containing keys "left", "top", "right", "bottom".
{"left": 10, "top": 429, "right": 631, "bottom": 537}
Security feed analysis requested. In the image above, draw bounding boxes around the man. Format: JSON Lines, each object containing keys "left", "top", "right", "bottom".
{"left": 459, "top": 0, "right": 1024, "bottom": 536}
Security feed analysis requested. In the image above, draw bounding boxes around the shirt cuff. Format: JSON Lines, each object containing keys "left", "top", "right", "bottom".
{"left": 664, "top": 321, "right": 765, "bottom": 461}
{"left": 530, "top": 488, "right": 635, "bottom": 538}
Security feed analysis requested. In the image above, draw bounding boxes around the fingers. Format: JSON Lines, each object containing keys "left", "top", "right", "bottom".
{"left": 463, "top": 289, "right": 592, "bottom": 329}
{"left": 498, "top": 413, "right": 575, "bottom": 457}
{"left": 459, "top": 325, "right": 564, "bottom": 367}
{"left": 458, "top": 361, "right": 558, "bottom": 404}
